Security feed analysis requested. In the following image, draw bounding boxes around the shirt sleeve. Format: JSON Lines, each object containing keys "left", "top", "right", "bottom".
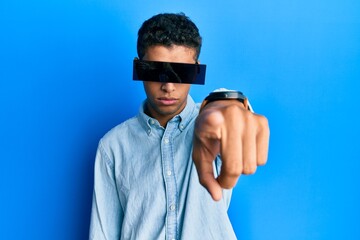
{"left": 89, "top": 140, "right": 123, "bottom": 240}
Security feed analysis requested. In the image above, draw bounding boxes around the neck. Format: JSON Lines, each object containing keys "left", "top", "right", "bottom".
{"left": 144, "top": 103, "right": 171, "bottom": 127}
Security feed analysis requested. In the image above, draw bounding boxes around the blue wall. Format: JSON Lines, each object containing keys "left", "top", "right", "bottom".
{"left": 1, "top": 0, "right": 359, "bottom": 239}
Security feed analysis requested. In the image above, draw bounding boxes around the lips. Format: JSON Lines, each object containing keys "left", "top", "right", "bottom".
{"left": 157, "top": 97, "right": 178, "bottom": 105}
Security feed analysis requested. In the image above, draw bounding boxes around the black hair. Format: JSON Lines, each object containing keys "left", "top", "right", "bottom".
{"left": 137, "top": 13, "right": 202, "bottom": 61}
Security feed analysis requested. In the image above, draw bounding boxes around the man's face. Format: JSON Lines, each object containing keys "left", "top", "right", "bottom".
{"left": 142, "top": 45, "right": 197, "bottom": 126}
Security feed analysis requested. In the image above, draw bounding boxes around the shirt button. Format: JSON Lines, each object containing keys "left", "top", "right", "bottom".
{"left": 167, "top": 170, "right": 172, "bottom": 176}
{"left": 169, "top": 204, "right": 176, "bottom": 211}
{"left": 180, "top": 124, "right": 184, "bottom": 130}
{"left": 150, "top": 119, "right": 155, "bottom": 125}
{"left": 164, "top": 138, "right": 169, "bottom": 144}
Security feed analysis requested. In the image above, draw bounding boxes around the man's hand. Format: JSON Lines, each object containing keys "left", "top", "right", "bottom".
{"left": 192, "top": 100, "right": 269, "bottom": 201}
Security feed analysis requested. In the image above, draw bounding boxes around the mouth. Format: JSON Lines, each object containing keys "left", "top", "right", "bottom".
{"left": 157, "top": 97, "right": 178, "bottom": 105}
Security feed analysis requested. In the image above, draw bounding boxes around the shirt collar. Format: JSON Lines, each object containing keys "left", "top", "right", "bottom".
{"left": 138, "top": 95, "right": 198, "bottom": 135}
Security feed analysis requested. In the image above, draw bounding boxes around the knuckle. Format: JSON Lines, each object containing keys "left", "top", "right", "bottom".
{"left": 258, "top": 115, "right": 270, "bottom": 130}
{"left": 226, "top": 104, "right": 241, "bottom": 112}
{"left": 242, "top": 109, "right": 255, "bottom": 122}
{"left": 199, "top": 177, "right": 207, "bottom": 187}
{"left": 200, "top": 111, "right": 225, "bottom": 131}
{"left": 223, "top": 166, "right": 242, "bottom": 178}
{"left": 220, "top": 182, "right": 235, "bottom": 189}
{"left": 242, "top": 165, "right": 257, "bottom": 175}
{"left": 218, "top": 175, "right": 237, "bottom": 189}
{"left": 198, "top": 175, "right": 212, "bottom": 187}
{"left": 208, "top": 111, "right": 225, "bottom": 123}
{"left": 257, "top": 157, "right": 268, "bottom": 166}
{"left": 223, "top": 105, "right": 245, "bottom": 118}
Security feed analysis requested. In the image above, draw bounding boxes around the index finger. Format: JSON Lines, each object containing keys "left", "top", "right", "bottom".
{"left": 192, "top": 114, "right": 222, "bottom": 201}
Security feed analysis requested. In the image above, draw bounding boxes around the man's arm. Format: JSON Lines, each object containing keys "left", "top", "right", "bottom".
{"left": 192, "top": 99, "right": 269, "bottom": 201}
{"left": 89, "top": 141, "right": 123, "bottom": 240}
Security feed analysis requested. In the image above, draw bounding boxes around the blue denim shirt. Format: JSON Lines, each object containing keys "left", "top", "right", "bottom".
{"left": 89, "top": 96, "right": 237, "bottom": 240}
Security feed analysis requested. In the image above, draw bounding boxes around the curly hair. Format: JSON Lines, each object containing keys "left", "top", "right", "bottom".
{"left": 137, "top": 13, "right": 202, "bottom": 61}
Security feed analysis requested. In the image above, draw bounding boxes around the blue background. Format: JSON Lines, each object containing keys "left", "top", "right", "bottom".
{"left": 1, "top": 0, "right": 359, "bottom": 239}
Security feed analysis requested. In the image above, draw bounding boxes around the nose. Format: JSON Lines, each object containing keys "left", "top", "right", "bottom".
{"left": 161, "top": 83, "right": 175, "bottom": 92}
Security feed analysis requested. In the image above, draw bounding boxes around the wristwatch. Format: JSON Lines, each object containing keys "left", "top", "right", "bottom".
{"left": 199, "top": 89, "right": 250, "bottom": 112}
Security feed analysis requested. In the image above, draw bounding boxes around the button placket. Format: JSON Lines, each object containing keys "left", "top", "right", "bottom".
{"left": 161, "top": 121, "right": 179, "bottom": 240}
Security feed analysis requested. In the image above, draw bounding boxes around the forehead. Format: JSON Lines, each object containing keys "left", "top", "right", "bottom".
{"left": 143, "top": 45, "right": 197, "bottom": 63}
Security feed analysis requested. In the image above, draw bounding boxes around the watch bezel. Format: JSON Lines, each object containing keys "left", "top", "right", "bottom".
{"left": 205, "top": 90, "right": 246, "bottom": 103}
{"left": 200, "top": 90, "right": 249, "bottom": 112}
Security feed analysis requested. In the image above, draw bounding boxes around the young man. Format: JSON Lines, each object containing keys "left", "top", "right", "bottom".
{"left": 89, "top": 13, "right": 269, "bottom": 240}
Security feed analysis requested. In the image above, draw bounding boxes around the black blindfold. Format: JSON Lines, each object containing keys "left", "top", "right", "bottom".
{"left": 133, "top": 59, "right": 206, "bottom": 85}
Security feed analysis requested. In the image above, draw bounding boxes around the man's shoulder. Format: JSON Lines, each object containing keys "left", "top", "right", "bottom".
{"left": 100, "top": 116, "right": 140, "bottom": 145}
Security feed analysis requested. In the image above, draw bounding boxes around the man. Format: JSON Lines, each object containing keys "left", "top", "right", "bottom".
{"left": 89, "top": 13, "right": 269, "bottom": 240}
